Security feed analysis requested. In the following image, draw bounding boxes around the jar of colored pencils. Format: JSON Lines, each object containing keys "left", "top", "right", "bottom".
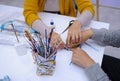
{"left": 24, "top": 30, "right": 57, "bottom": 76}
{"left": 32, "top": 52, "right": 56, "bottom": 76}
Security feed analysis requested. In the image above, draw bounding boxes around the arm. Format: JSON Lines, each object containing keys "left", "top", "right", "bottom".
{"left": 32, "top": 20, "right": 65, "bottom": 49}
{"left": 67, "top": 0, "right": 95, "bottom": 47}
{"left": 23, "top": 0, "right": 50, "bottom": 36}
{"left": 71, "top": 48, "right": 110, "bottom": 81}
{"left": 23, "top": 0, "right": 64, "bottom": 48}
{"left": 85, "top": 63, "right": 110, "bottom": 81}
{"left": 23, "top": 0, "right": 49, "bottom": 36}
{"left": 23, "top": 0, "right": 44, "bottom": 27}
{"left": 91, "top": 28, "right": 120, "bottom": 47}
{"left": 75, "top": 0, "right": 95, "bottom": 26}
{"left": 69, "top": 28, "right": 120, "bottom": 48}
{"left": 67, "top": 28, "right": 93, "bottom": 47}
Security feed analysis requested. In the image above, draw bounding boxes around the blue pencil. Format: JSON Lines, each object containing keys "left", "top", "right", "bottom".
{"left": 45, "top": 29, "right": 48, "bottom": 59}
{"left": 48, "top": 20, "right": 55, "bottom": 54}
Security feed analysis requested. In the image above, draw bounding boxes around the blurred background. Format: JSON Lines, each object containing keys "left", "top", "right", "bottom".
{"left": 0, "top": 0, "right": 120, "bottom": 58}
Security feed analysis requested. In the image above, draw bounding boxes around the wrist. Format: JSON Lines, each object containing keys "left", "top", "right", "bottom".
{"left": 85, "top": 60, "right": 95, "bottom": 68}
{"left": 87, "top": 28, "right": 93, "bottom": 39}
{"left": 81, "top": 29, "right": 93, "bottom": 43}
{"left": 74, "top": 20, "right": 82, "bottom": 28}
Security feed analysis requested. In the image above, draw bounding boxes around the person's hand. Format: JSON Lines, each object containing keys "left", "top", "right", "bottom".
{"left": 67, "top": 20, "right": 82, "bottom": 47}
{"left": 67, "top": 29, "right": 94, "bottom": 48}
{"left": 50, "top": 32, "right": 65, "bottom": 50}
{"left": 71, "top": 47, "right": 95, "bottom": 68}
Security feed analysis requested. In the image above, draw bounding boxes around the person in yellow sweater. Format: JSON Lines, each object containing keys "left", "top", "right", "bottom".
{"left": 23, "top": 0, "right": 94, "bottom": 48}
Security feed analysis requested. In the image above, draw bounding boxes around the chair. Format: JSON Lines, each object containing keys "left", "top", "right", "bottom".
{"left": 96, "top": 0, "right": 99, "bottom": 21}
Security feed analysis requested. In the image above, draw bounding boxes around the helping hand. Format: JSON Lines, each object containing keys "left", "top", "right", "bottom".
{"left": 50, "top": 32, "right": 65, "bottom": 50}
{"left": 66, "top": 20, "right": 82, "bottom": 47}
{"left": 71, "top": 47, "right": 95, "bottom": 68}
{"left": 67, "top": 29, "right": 94, "bottom": 48}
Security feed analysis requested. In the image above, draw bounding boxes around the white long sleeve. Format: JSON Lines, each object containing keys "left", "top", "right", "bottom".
{"left": 32, "top": 19, "right": 51, "bottom": 38}
{"left": 77, "top": 10, "right": 93, "bottom": 26}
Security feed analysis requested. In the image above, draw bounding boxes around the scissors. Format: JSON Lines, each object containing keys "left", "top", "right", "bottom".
{"left": 61, "top": 20, "right": 75, "bottom": 34}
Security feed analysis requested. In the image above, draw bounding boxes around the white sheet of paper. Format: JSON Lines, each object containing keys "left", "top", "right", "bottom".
{"left": 0, "top": 5, "right": 109, "bottom": 81}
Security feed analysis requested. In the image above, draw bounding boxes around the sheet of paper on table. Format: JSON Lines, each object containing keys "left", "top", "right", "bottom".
{"left": 0, "top": 5, "right": 110, "bottom": 81}
{"left": 24, "top": 13, "right": 110, "bottom": 81}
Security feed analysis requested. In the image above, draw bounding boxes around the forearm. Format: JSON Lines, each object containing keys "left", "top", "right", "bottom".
{"left": 91, "top": 28, "right": 120, "bottom": 47}
{"left": 81, "top": 28, "right": 93, "bottom": 43}
{"left": 23, "top": 0, "right": 41, "bottom": 27}
{"left": 76, "top": 10, "right": 93, "bottom": 26}
{"left": 32, "top": 19, "right": 51, "bottom": 37}
{"left": 85, "top": 63, "right": 110, "bottom": 81}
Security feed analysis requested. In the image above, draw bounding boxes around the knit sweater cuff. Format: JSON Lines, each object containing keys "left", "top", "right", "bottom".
{"left": 85, "top": 63, "right": 108, "bottom": 81}
{"left": 91, "top": 28, "right": 107, "bottom": 42}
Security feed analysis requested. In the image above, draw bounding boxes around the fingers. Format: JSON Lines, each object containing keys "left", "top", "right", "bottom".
{"left": 74, "top": 32, "right": 81, "bottom": 43}
{"left": 51, "top": 37, "right": 61, "bottom": 47}
{"left": 67, "top": 31, "right": 77, "bottom": 46}
{"left": 52, "top": 36, "right": 62, "bottom": 45}
{"left": 79, "top": 32, "right": 82, "bottom": 43}
{"left": 68, "top": 42, "right": 79, "bottom": 48}
{"left": 67, "top": 31, "right": 72, "bottom": 46}
{"left": 50, "top": 32, "right": 65, "bottom": 50}
{"left": 67, "top": 30, "right": 82, "bottom": 48}
{"left": 75, "top": 33, "right": 79, "bottom": 43}
{"left": 67, "top": 36, "right": 81, "bottom": 48}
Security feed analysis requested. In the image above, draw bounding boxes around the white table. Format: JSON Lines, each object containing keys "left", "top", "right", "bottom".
{"left": 0, "top": 5, "right": 109, "bottom": 81}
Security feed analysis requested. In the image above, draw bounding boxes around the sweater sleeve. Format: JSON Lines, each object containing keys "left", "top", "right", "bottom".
{"left": 75, "top": 0, "right": 95, "bottom": 26}
{"left": 77, "top": 10, "right": 92, "bottom": 26}
{"left": 91, "top": 28, "right": 120, "bottom": 47}
{"left": 23, "top": 0, "right": 44, "bottom": 27}
{"left": 85, "top": 63, "right": 110, "bottom": 81}
{"left": 75, "top": 0, "right": 95, "bottom": 16}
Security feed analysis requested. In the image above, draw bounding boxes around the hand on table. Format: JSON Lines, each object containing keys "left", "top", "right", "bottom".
{"left": 50, "top": 32, "right": 65, "bottom": 50}
{"left": 71, "top": 47, "right": 95, "bottom": 68}
{"left": 67, "top": 29, "right": 94, "bottom": 48}
{"left": 66, "top": 20, "right": 82, "bottom": 47}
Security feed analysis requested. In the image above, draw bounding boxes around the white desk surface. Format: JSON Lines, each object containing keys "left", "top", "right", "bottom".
{"left": 0, "top": 5, "right": 109, "bottom": 81}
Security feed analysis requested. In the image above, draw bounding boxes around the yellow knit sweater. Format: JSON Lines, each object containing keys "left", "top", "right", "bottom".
{"left": 23, "top": 0, "right": 94, "bottom": 27}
